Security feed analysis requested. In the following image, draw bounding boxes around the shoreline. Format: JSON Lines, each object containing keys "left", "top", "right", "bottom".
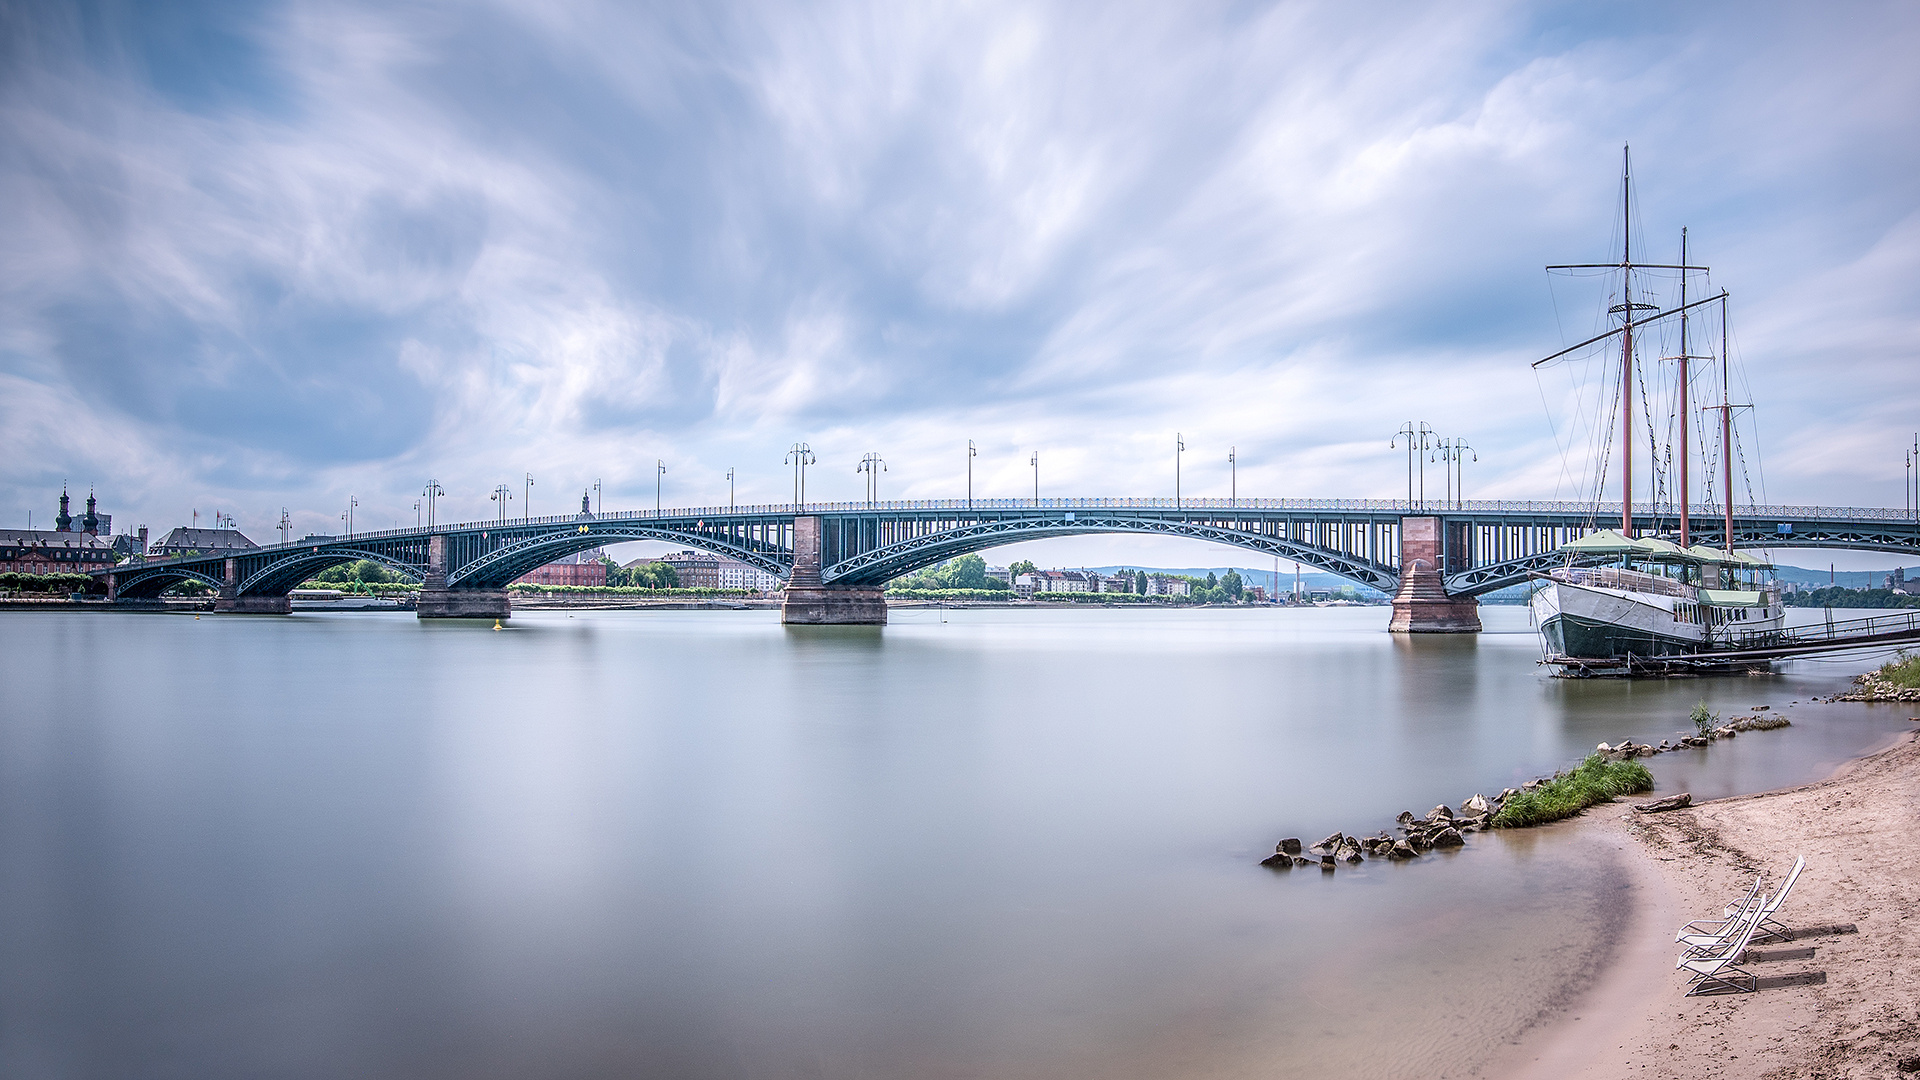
{"left": 1498, "top": 726, "right": 1920, "bottom": 1079}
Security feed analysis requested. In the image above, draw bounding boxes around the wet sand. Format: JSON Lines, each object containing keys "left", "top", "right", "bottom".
{"left": 1501, "top": 727, "right": 1920, "bottom": 1079}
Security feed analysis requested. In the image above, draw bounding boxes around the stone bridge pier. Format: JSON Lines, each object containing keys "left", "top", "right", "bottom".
{"left": 781, "top": 516, "right": 887, "bottom": 625}
{"left": 215, "top": 557, "right": 290, "bottom": 614}
{"left": 417, "top": 535, "right": 511, "bottom": 619}
{"left": 1388, "top": 516, "right": 1481, "bottom": 633}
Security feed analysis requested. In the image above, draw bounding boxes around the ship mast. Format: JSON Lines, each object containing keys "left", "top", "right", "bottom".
{"left": 1677, "top": 227, "right": 1690, "bottom": 547}
{"left": 1538, "top": 148, "right": 1714, "bottom": 535}
{"left": 1619, "top": 148, "right": 1634, "bottom": 533}
{"left": 1720, "top": 297, "right": 1734, "bottom": 555}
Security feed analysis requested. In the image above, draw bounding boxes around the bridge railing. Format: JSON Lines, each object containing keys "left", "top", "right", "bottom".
{"left": 296, "top": 497, "right": 1920, "bottom": 540}
{"left": 105, "top": 497, "right": 1920, "bottom": 568}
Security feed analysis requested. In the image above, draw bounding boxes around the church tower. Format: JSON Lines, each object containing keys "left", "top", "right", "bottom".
{"left": 55, "top": 485, "right": 72, "bottom": 532}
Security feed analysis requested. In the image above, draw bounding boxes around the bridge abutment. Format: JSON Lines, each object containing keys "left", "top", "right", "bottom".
{"left": 1389, "top": 516, "right": 1481, "bottom": 633}
{"left": 782, "top": 516, "right": 887, "bottom": 625}
{"left": 417, "top": 587, "right": 511, "bottom": 619}
{"left": 215, "top": 593, "right": 292, "bottom": 614}
{"left": 417, "top": 535, "right": 512, "bottom": 619}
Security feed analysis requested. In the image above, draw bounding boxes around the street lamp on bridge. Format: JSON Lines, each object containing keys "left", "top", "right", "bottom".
{"left": 347, "top": 495, "right": 358, "bottom": 538}
{"left": 1175, "top": 433, "right": 1185, "bottom": 509}
{"left": 967, "top": 440, "right": 977, "bottom": 509}
{"left": 1435, "top": 438, "right": 1476, "bottom": 509}
{"left": 1390, "top": 422, "right": 1438, "bottom": 509}
{"left": 278, "top": 508, "right": 291, "bottom": 546}
{"left": 593, "top": 478, "right": 601, "bottom": 517}
{"left": 1030, "top": 451, "right": 1040, "bottom": 506}
{"left": 423, "top": 481, "right": 443, "bottom": 529}
{"left": 1228, "top": 446, "right": 1236, "bottom": 508}
{"left": 726, "top": 468, "right": 735, "bottom": 510}
{"left": 491, "top": 485, "right": 512, "bottom": 525}
{"left": 656, "top": 461, "right": 667, "bottom": 514}
{"left": 857, "top": 453, "right": 887, "bottom": 506}
{"left": 524, "top": 473, "right": 534, "bottom": 523}
{"left": 786, "top": 443, "right": 815, "bottom": 509}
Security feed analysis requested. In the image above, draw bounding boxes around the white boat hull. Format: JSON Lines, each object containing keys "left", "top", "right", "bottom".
{"left": 1531, "top": 578, "right": 1782, "bottom": 659}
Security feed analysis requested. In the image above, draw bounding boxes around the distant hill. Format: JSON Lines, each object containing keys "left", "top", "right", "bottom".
{"left": 1772, "top": 563, "right": 1917, "bottom": 589}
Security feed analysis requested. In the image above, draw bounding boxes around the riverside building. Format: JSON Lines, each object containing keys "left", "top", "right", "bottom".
{"left": 1, "top": 488, "right": 119, "bottom": 575}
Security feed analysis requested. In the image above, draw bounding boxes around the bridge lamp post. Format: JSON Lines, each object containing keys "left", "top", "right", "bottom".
{"left": 524, "top": 473, "right": 534, "bottom": 523}
{"left": 857, "top": 453, "right": 887, "bottom": 507}
{"left": 967, "top": 440, "right": 976, "bottom": 510}
{"left": 423, "top": 481, "right": 443, "bottom": 529}
{"left": 414, "top": 500, "right": 421, "bottom": 529}
{"left": 1389, "top": 422, "right": 1435, "bottom": 510}
{"left": 726, "top": 469, "right": 734, "bottom": 510}
{"left": 1030, "top": 452, "right": 1039, "bottom": 507}
{"left": 786, "top": 443, "right": 815, "bottom": 509}
{"left": 492, "top": 485, "right": 512, "bottom": 525}
{"left": 278, "top": 508, "right": 291, "bottom": 546}
{"left": 655, "top": 461, "right": 667, "bottom": 514}
{"left": 1228, "top": 447, "right": 1236, "bottom": 508}
{"left": 348, "top": 496, "right": 358, "bottom": 538}
{"left": 1175, "top": 434, "right": 1184, "bottom": 509}
{"left": 1449, "top": 440, "right": 1476, "bottom": 509}
{"left": 594, "top": 478, "right": 601, "bottom": 517}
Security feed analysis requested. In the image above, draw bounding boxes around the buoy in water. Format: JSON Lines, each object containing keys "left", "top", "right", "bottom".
{"left": 493, "top": 619, "right": 503, "bottom": 631}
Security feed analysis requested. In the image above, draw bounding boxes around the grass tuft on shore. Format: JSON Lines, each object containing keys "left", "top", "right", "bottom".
{"left": 1876, "top": 651, "right": 1920, "bottom": 690}
{"left": 1491, "top": 754, "right": 1654, "bottom": 828}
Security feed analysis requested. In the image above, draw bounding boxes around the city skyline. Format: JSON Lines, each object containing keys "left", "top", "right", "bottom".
{"left": 4, "top": 2, "right": 1917, "bottom": 571}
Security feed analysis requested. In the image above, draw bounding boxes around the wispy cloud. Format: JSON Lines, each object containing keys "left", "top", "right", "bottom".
{"left": 2, "top": 0, "right": 1916, "bottom": 546}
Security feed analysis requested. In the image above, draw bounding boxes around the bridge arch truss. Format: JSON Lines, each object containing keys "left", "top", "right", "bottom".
{"left": 815, "top": 509, "right": 1403, "bottom": 591}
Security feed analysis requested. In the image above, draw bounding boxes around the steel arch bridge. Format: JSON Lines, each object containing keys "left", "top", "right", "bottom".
{"left": 95, "top": 498, "right": 1920, "bottom": 617}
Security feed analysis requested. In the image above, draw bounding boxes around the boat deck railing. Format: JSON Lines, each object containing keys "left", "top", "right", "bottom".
{"left": 1725, "top": 609, "right": 1920, "bottom": 651}
{"left": 1550, "top": 566, "right": 1692, "bottom": 599}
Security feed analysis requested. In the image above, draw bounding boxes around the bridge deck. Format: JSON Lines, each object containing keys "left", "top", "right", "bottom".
{"left": 92, "top": 498, "right": 1920, "bottom": 604}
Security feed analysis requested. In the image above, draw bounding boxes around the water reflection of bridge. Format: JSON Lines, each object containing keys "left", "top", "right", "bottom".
{"left": 92, "top": 498, "right": 1920, "bottom": 630}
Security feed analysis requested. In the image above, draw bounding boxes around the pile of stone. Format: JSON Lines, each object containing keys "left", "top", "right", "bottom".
{"left": 1595, "top": 738, "right": 1673, "bottom": 759}
{"left": 1831, "top": 672, "right": 1920, "bottom": 702}
{"left": 1597, "top": 709, "right": 1792, "bottom": 758}
{"left": 1260, "top": 794, "right": 1498, "bottom": 871}
{"left": 1258, "top": 707, "right": 1803, "bottom": 872}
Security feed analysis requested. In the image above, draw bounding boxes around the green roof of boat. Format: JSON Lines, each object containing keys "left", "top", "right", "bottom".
{"left": 1558, "top": 529, "right": 1640, "bottom": 555}
{"left": 1557, "top": 532, "right": 1720, "bottom": 562}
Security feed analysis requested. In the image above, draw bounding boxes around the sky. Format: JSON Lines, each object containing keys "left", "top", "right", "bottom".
{"left": 3, "top": 0, "right": 1917, "bottom": 570}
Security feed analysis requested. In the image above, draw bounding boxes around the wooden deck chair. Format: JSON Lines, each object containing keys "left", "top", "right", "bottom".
{"left": 1678, "top": 901, "right": 1764, "bottom": 996}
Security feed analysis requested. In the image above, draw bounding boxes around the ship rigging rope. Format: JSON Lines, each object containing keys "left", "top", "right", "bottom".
{"left": 1636, "top": 341, "right": 1664, "bottom": 523}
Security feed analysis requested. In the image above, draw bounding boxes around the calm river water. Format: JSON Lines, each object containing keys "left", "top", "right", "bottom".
{"left": 1, "top": 605, "right": 1911, "bottom": 1079}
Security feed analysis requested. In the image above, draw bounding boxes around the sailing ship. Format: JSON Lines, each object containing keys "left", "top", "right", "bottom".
{"left": 1528, "top": 148, "right": 1784, "bottom": 661}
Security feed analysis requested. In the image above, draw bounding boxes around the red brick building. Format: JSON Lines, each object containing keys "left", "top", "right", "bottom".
{"left": 514, "top": 549, "right": 607, "bottom": 587}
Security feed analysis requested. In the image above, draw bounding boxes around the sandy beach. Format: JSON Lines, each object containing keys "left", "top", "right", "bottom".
{"left": 1502, "top": 727, "right": 1920, "bottom": 1080}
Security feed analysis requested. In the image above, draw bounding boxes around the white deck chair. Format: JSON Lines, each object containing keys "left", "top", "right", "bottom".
{"left": 1678, "top": 901, "right": 1764, "bottom": 996}
{"left": 1677, "top": 874, "right": 1765, "bottom": 957}
{"left": 1727, "top": 854, "right": 1804, "bottom": 945}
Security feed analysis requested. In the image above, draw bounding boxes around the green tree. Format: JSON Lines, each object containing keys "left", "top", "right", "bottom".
{"left": 935, "top": 554, "right": 989, "bottom": 590}
{"left": 1008, "top": 559, "right": 1037, "bottom": 578}
{"left": 1222, "top": 569, "right": 1243, "bottom": 600}
{"left": 629, "top": 561, "right": 679, "bottom": 589}
{"left": 1135, "top": 570, "right": 1147, "bottom": 595}
{"left": 1205, "top": 571, "right": 1218, "bottom": 589}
